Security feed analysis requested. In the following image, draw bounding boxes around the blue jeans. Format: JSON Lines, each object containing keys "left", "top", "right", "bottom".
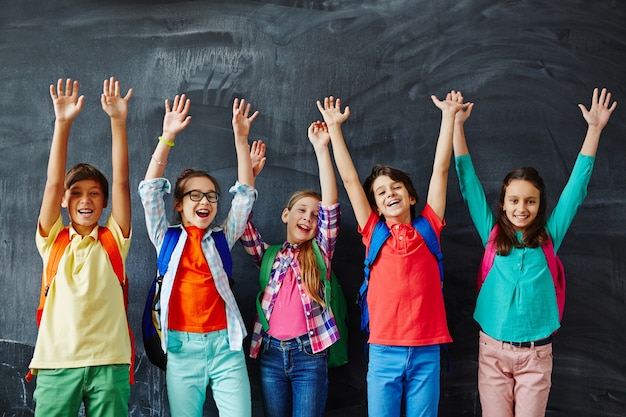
{"left": 259, "top": 334, "right": 328, "bottom": 417}
{"left": 166, "top": 329, "right": 251, "bottom": 417}
{"left": 367, "top": 344, "right": 440, "bottom": 417}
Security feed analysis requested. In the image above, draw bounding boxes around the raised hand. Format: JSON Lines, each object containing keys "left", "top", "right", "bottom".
{"left": 100, "top": 77, "right": 133, "bottom": 120}
{"left": 316, "top": 96, "right": 350, "bottom": 127}
{"left": 232, "top": 98, "right": 259, "bottom": 139}
{"left": 250, "top": 140, "right": 267, "bottom": 179}
{"left": 450, "top": 90, "right": 474, "bottom": 124}
{"left": 430, "top": 90, "right": 468, "bottom": 115}
{"left": 163, "top": 94, "right": 192, "bottom": 139}
{"left": 578, "top": 87, "right": 617, "bottom": 131}
{"left": 308, "top": 121, "right": 330, "bottom": 149}
{"left": 50, "top": 78, "right": 84, "bottom": 122}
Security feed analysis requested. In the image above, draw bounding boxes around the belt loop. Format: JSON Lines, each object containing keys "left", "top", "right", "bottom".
{"left": 295, "top": 335, "right": 304, "bottom": 351}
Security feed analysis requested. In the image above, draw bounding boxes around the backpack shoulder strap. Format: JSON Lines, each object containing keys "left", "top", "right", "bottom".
{"left": 413, "top": 216, "right": 444, "bottom": 284}
{"left": 44, "top": 227, "right": 72, "bottom": 294}
{"left": 98, "top": 227, "right": 125, "bottom": 286}
{"left": 478, "top": 225, "right": 499, "bottom": 289}
{"left": 257, "top": 244, "right": 282, "bottom": 331}
{"left": 364, "top": 221, "right": 391, "bottom": 278}
{"left": 212, "top": 230, "right": 233, "bottom": 279}
{"left": 158, "top": 227, "right": 183, "bottom": 276}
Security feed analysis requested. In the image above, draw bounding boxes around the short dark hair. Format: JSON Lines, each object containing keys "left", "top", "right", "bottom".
{"left": 65, "top": 163, "right": 109, "bottom": 203}
{"left": 362, "top": 164, "right": 419, "bottom": 220}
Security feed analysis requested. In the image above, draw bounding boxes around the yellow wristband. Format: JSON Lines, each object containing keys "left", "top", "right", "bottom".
{"left": 158, "top": 136, "right": 175, "bottom": 147}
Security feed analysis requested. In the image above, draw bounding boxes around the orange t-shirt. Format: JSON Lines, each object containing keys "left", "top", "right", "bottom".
{"left": 360, "top": 205, "right": 452, "bottom": 346}
{"left": 168, "top": 226, "right": 227, "bottom": 332}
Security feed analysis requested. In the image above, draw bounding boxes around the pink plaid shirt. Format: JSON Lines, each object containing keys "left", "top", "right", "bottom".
{"left": 241, "top": 203, "right": 340, "bottom": 358}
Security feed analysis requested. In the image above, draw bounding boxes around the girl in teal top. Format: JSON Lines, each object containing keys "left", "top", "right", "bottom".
{"left": 452, "top": 88, "right": 617, "bottom": 417}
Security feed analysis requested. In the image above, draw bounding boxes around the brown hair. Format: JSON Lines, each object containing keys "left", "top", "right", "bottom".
{"left": 285, "top": 190, "right": 326, "bottom": 308}
{"left": 362, "top": 164, "right": 419, "bottom": 220}
{"left": 173, "top": 169, "right": 221, "bottom": 223}
{"left": 65, "top": 163, "right": 109, "bottom": 203}
{"left": 495, "top": 166, "right": 548, "bottom": 255}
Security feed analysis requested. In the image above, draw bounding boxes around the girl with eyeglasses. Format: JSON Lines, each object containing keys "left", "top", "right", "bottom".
{"left": 138, "top": 94, "right": 263, "bottom": 417}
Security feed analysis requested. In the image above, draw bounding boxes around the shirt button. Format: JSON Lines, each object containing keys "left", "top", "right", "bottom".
{"left": 399, "top": 236, "right": 403, "bottom": 240}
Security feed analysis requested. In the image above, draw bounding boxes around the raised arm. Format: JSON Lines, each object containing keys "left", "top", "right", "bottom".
{"left": 577, "top": 87, "right": 617, "bottom": 157}
{"left": 316, "top": 97, "right": 371, "bottom": 228}
{"left": 308, "top": 121, "right": 337, "bottom": 206}
{"left": 452, "top": 91, "right": 474, "bottom": 157}
{"left": 100, "top": 77, "right": 133, "bottom": 237}
{"left": 232, "top": 98, "right": 259, "bottom": 188}
{"left": 426, "top": 91, "right": 468, "bottom": 220}
{"left": 144, "top": 94, "right": 192, "bottom": 181}
{"left": 39, "top": 78, "right": 85, "bottom": 237}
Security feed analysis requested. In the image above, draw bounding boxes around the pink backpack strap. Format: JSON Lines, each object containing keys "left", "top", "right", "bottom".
{"left": 541, "top": 235, "right": 566, "bottom": 322}
{"left": 477, "top": 225, "right": 499, "bottom": 291}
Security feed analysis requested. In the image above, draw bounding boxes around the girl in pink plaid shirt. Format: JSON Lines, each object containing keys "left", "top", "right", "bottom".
{"left": 240, "top": 121, "right": 341, "bottom": 417}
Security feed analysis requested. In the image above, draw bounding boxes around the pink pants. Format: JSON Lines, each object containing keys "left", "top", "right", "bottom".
{"left": 478, "top": 331, "right": 553, "bottom": 417}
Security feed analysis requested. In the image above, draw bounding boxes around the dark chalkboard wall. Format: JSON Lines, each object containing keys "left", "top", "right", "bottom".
{"left": 1, "top": 1, "right": 624, "bottom": 416}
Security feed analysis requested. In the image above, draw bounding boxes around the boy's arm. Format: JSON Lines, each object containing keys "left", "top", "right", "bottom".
{"left": 232, "top": 98, "right": 259, "bottom": 188}
{"left": 39, "top": 79, "right": 85, "bottom": 237}
{"left": 144, "top": 94, "right": 192, "bottom": 181}
{"left": 308, "top": 121, "right": 337, "bottom": 206}
{"left": 101, "top": 77, "right": 133, "bottom": 238}
{"left": 426, "top": 91, "right": 468, "bottom": 221}
{"left": 316, "top": 97, "right": 371, "bottom": 229}
{"left": 577, "top": 87, "right": 617, "bottom": 157}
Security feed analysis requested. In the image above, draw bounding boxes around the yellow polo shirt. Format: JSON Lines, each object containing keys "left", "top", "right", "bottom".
{"left": 30, "top": 215, "right": 132, "bottom": 371}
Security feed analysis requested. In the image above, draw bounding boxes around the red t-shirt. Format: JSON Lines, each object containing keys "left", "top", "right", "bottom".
{"left": 168, "top": 226, "right": 227, "bottom": 332}
{"left": 359, "top": 205, "right": 452, "bottom": 346}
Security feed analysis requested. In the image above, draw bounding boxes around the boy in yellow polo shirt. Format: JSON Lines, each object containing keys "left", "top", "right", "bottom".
{"left": 29, "top": 77, "right": 133, "bottom": 417}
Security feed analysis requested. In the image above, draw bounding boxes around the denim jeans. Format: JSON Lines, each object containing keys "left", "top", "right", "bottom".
{"left": 259, "top": 334, "right": 328, "bottom": 417}
{"left": 166, "top": 329, "right": 251, "bottom": 417}
{"left": 367, "top": 343, "right": 440, "bottom": 417}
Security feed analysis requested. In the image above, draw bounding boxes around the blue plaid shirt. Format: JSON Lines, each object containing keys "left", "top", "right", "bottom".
{"left": 139, "top": 177, "right": 257, "bottom": 351}
{"left": 241, "top": 203, "right": 341, "bottom": 357}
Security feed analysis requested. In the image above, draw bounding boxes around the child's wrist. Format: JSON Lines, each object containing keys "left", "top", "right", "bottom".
{"left": 158, "top": 136, "right": 175, "bottom": 147}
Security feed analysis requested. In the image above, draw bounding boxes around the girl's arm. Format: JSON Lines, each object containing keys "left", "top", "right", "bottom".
{"left": 308, "top": 121, "right": 337, "bottom": 206}
{"left": 144, "top": 95, "right": 191, "bottom": 181}
{"left": 426, "top": 91, "right": 468, "bottom": 221}
{"left": 39, "top": 78, "right": 85, "bottom": 237}
{"left": 316, "top": 97, "right": 371, "bottom": 229}
{"left": 577, "top": 87, "right": 617, "bottom": 157}
{"left": 100, "top": 77, "right": 133, "bottom": 238}
{"left": 232, "top": 98, "right": 259, "bottom": 188}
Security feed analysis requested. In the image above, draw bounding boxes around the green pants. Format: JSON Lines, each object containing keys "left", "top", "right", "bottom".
{"left": 33, "top": 365, "right": 130, "bottom": 417}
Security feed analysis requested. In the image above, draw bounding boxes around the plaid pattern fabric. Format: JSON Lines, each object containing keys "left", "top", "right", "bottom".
{"left": 139, "top": 178, "right": 257, "bottom": 351}
{"left": 242, "top": 203, "right": 340, "bottom": 357}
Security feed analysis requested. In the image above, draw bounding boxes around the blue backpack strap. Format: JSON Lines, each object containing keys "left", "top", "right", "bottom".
{"left": 412, "top": 216, "right": 444, "bottom": 288}
{"left": 157, "top": 228, "right": 183, "bottom": 276}
{"left": 359, "top": 220, "right": 392, "bottom": 333}
{"left": 212, "top": 230, "right": 233, "bottom": 279}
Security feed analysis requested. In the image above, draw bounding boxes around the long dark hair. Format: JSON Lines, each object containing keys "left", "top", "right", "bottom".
{"left": 495, "top": 166, "right": 548, "bottom": 255}
{"left": 362, "top": 164, "right": 419, "bottom": 220}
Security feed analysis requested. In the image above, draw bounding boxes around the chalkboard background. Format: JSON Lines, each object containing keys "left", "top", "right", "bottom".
{"left": 1, "top": 1, "right": 624, "bottom": 416}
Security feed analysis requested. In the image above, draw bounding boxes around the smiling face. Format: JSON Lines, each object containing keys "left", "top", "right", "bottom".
{"left": 282, "top": 195, "right": 320, "bottom": 245}
{"left": 371, "top": 174, "right": 416, "bottom": 224}
{"left": 175, "top": 176, "right": 219, "bottom": 230}
{"left": 502, "top": 179, "right": 541, "bottom": 232}
{"left": 62, "top": 179, "right": 106, "bottom": 236}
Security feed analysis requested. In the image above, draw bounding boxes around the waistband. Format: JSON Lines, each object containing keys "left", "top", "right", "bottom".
{"left": 263, "top": 333, "right": 311, "bottom": 350}
{"left": 480, "top": 331, "right": 553, "bottom": 349}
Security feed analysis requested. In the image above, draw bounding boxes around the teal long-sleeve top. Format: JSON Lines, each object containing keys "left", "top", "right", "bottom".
{"left": 455, "top": 153, "right": 595, "bottom": 342}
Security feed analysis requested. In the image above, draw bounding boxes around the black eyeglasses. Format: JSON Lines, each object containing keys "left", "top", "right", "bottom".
{"left": 183, "top": 190, "right": 220, "bottom": 203}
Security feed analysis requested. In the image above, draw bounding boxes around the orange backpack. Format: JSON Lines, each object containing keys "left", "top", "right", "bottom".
{"left": 26, "top": 226, "right": 135, "bottom": 383}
